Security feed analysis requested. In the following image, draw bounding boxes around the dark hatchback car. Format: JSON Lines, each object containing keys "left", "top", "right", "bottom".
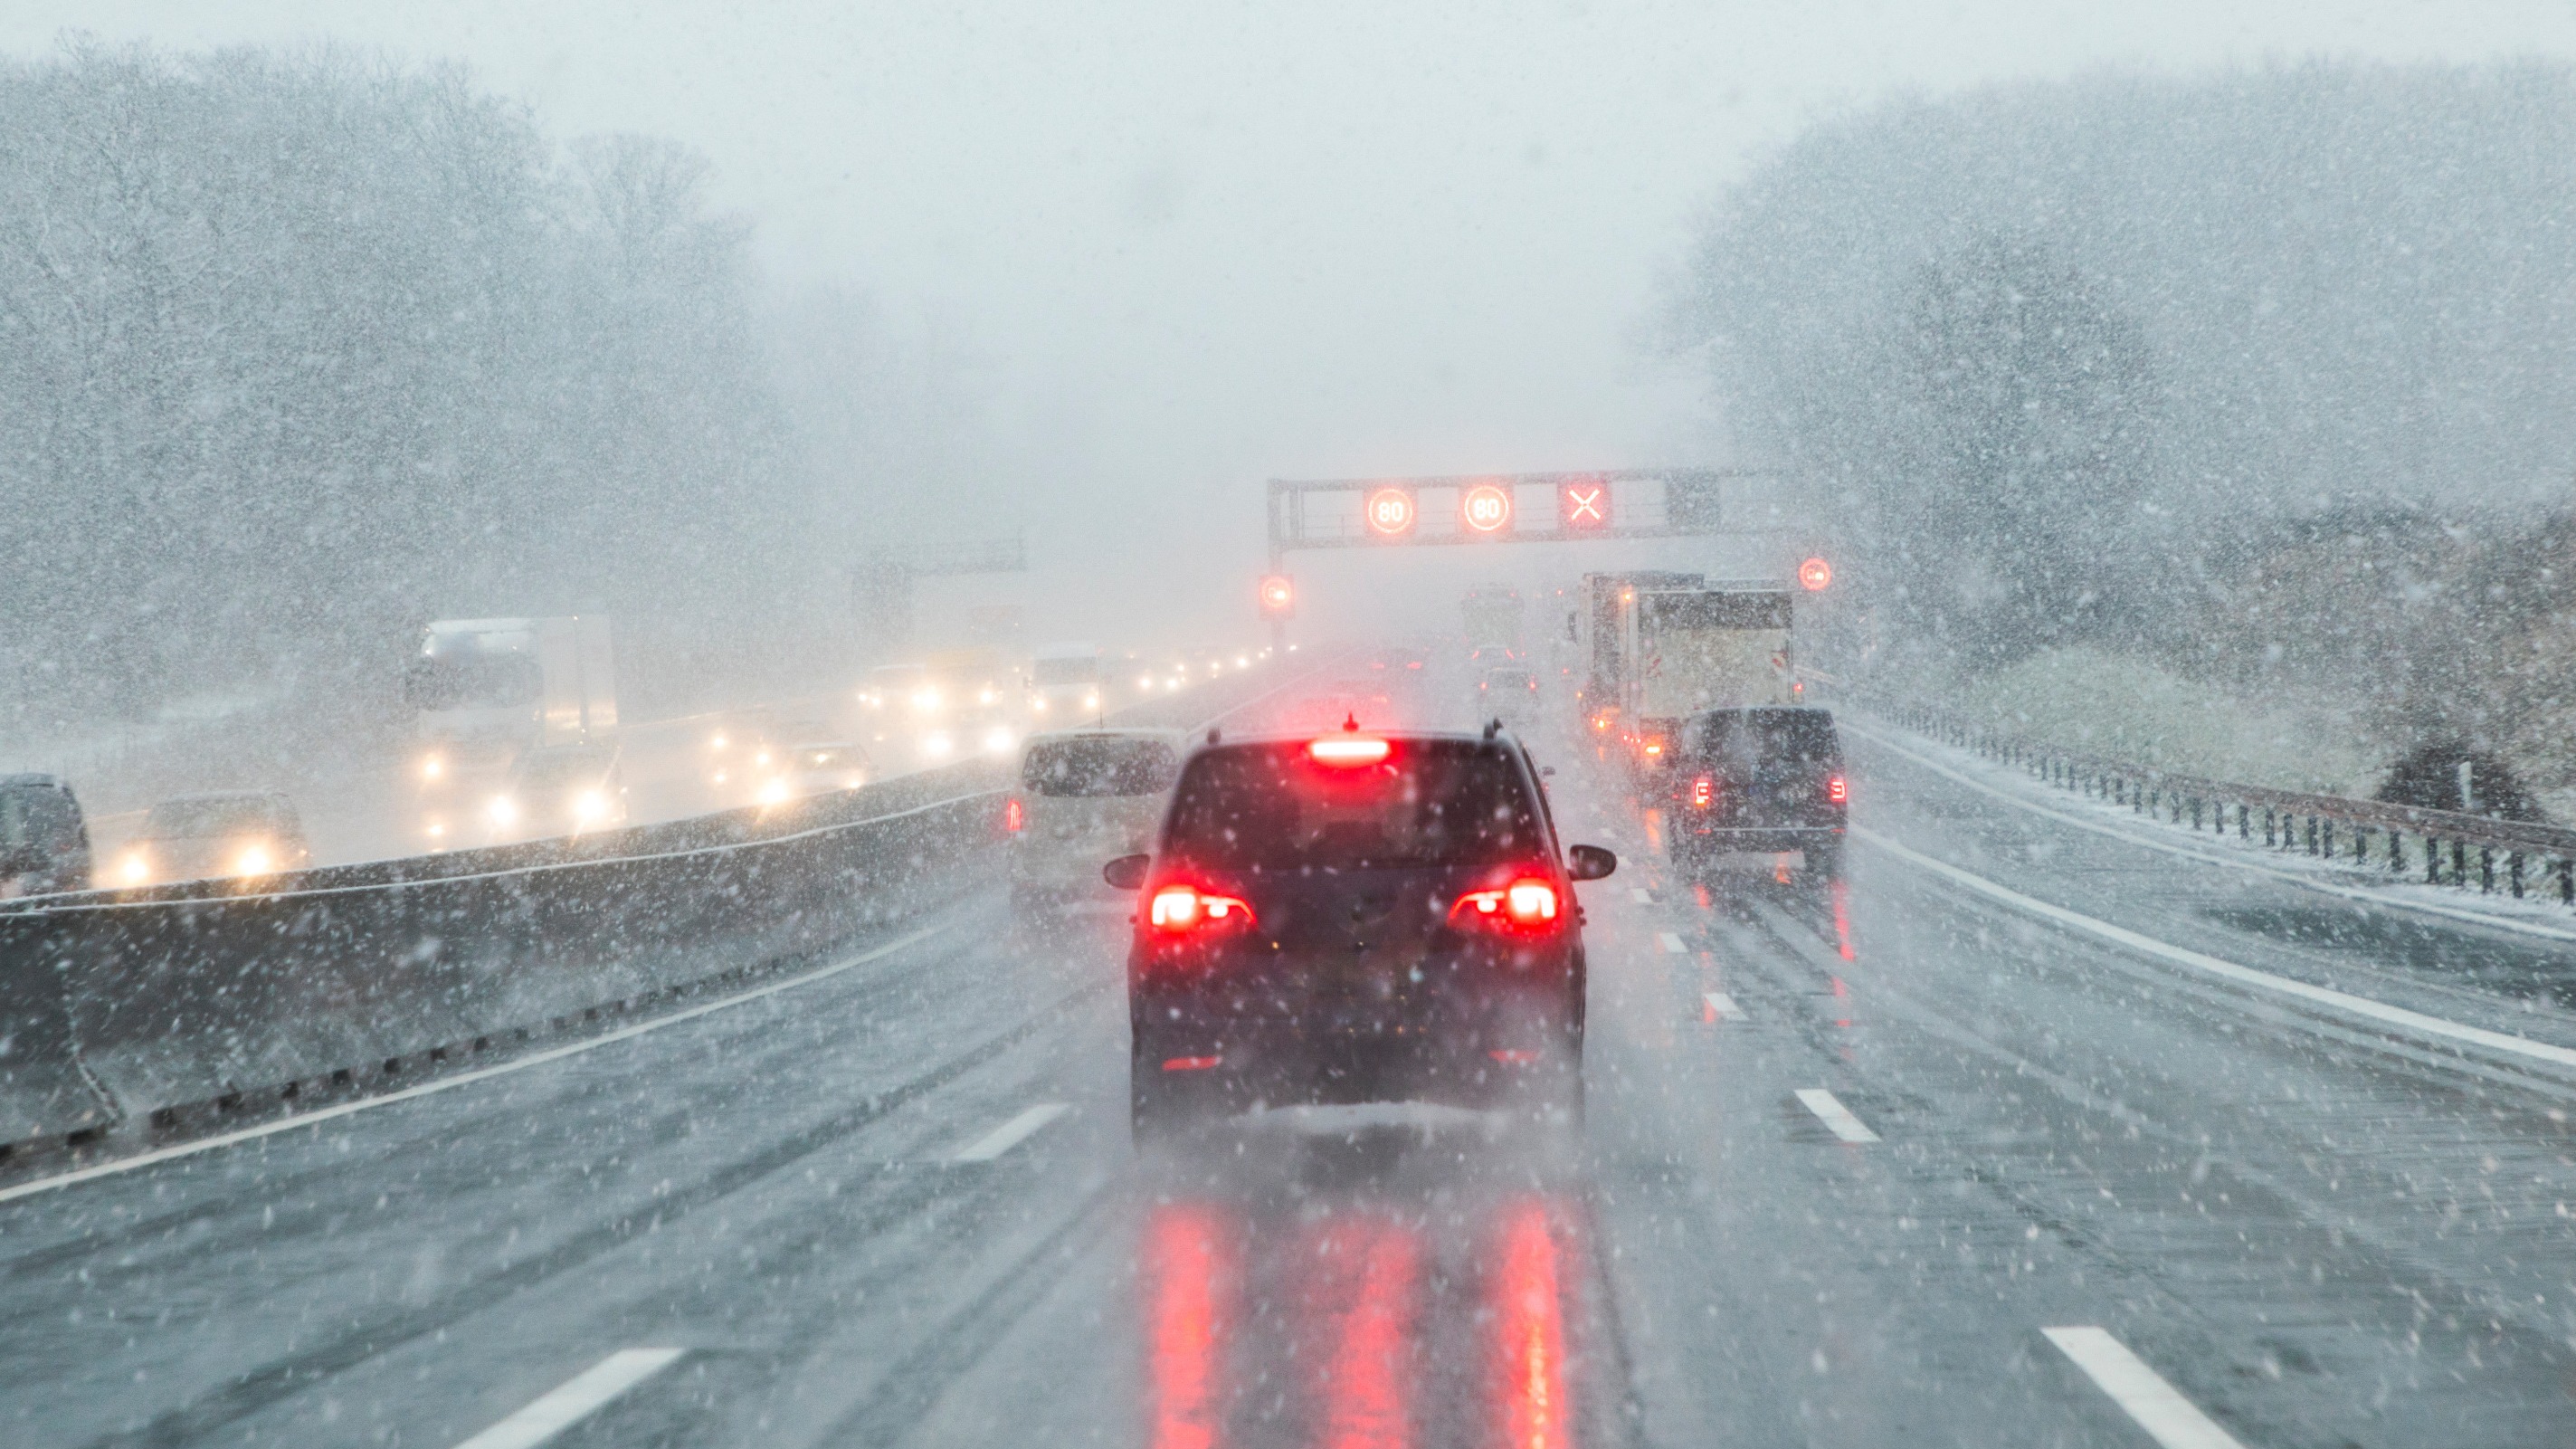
{"left": 0, "top": 774, "right": 92, "bottom": 900}
{"left": 1106, "top": 727, "right": 1615, "bottom": 1142}
{"left": 1666, "top": 706, "right": 1847, "bottom": 878}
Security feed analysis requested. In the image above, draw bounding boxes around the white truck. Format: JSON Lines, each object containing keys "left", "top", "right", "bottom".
{"left": 404, "top": 617, "right": 617, "bottom": 848}
{"left": 1029, "top": 641, "right": 1106, "bottom": 727}
{"left": 1611, "top": 581, "right": 1795, "bottom": 777}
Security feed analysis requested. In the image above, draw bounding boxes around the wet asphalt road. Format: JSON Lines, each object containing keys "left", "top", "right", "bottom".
{"left": 4, "top": 668, "right": 2573, "bottom": 1448}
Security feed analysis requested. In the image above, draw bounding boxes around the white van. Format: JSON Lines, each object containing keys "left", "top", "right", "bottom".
{"left": 1009, "top": 729, "right": 1185, "bottom": 905}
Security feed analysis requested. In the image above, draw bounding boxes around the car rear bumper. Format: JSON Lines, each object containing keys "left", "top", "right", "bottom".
{"left": 1131, "top": 985, "right": 1579, "bottom": 1109}
{"left": 1673, "top": 823, "right": 1843, "bottom": 853}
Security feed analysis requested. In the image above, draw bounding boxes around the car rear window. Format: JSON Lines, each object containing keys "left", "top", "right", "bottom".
{"left": 1683, "top": 708, "right": 1840, "bottom": 766}
{"left": 1163, "top": 739, "right": 1544, "bottom": 871}
{"left": 1022, "top": 738, "right": 1180, "bottom": 797}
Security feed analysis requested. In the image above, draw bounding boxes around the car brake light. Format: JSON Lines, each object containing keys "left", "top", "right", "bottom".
{"left": 1689, "top": 774, "right": 1714, "bottom": 808}
{"left": 1450, "top": 878, "right": 1562, "bottom": 932}
{"left": 1003, "top": 796, "right": 1024, "bottom": 833}
{"left": 1308, "top": 734, "right": 1391, "bottom": 766}
{"left": 1148, "top": 884, "right": 1257, "bottom": 935}
{"left": 1828, "top": 775, "right": 1848, "bottom": 804}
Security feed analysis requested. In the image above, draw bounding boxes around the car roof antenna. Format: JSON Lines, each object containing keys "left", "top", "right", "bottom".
{"left": 1341, "top": 712, "right": 1360, "bottom": 732}
{"left": 1205, "top": 726, "right": 1221, "bottom": 745}
{"left": 1482, "top": 717, "right": 1504, "bottom": 740}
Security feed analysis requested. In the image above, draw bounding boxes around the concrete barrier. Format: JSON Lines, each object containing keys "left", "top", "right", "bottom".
{"left": 0, "top": 653, "right": 1314, "bottom": 1153}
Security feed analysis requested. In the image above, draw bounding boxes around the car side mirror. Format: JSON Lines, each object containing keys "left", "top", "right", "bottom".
{"left": 1566, "top": 844, "right": 1617, "bottom": 882}
{"left": 1103, "top": 853, "right": 1150, "bottom": 891}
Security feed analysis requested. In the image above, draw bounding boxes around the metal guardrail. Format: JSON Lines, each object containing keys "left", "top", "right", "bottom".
{"left": 1861, "top": 695, "right": 2576, "bottom": 907}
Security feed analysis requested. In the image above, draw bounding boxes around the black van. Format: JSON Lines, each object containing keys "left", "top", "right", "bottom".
{"left": 1664, "top": 707, "right": 1847, "bottom": 879}
{"left": 0, "top": 774, "right": 93, "bottom": 900}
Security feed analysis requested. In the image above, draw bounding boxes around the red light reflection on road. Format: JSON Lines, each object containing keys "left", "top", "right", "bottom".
{"left": 1491, "top": 1200, "right": 1571, "bottom": 1449}
{"left": 1145, "top": 1203, "right": 1237, "bottom": 1449}
{"left": 1830, "top": 878, "right": 1857, "bottom": 962}
{"left": 1302, "top": 1215, "right": 1419, "bottom": 1449}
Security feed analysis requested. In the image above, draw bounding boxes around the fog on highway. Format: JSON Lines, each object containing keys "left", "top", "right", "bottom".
{"left": 5, "top": 5, "right": 2576, "bottom": 1448}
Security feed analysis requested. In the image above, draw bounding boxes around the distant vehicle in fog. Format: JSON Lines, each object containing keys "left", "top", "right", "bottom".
{"left": 1008, "top": 729, "right": 1185, "bottom": 908}
{"left": 119, "top": 791, "right": 309, "bottom": 887}
{"left": 1664, "top": 706, "right": 1846, "bottom": 882}
{"left": 1462, "top": 582, "right": 1525, "bottom": 659}
{"left": 775, "top": 741, "right": 871, "bottom": 799}
{"left": 1478, "top": 665, "right": 1541, "bottom": 722}
{"left": 0, "top": 774, "right": 91, "bottom": 899}
{"left": 1029, "top": 642, "right": 1106, "bottom": 725}
{"left": 488, "top": 741, "right": 627, "bottom": 841}
{"left": 409, "top": 617, "right": 617, "bottom": 845}
{"left": 406, "top": 616, "right": 617, "bottom": 763}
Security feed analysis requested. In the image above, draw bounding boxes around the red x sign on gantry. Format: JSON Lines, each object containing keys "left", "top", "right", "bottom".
{"left": 1558, "top": 477, "right": 1611, "bottom": 532}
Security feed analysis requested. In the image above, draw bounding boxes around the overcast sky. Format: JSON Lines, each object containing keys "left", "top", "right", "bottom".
{"left": 10, "top": 2, "right": 2576, "bottom": 640}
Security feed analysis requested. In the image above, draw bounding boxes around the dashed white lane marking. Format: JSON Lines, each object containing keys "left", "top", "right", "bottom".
{"left": 1846, "top": 720, "right": 2576, "bottom": 945}
{"left": 2042, "top": 1327, "right": 2246, "bottom": 1449}
{"left": 1630, "top": 887, "right": 1654, "bottom": 904}
{"left": 1702, "top": 991, "right": 1745, "bottom": 1022}
{"left": 1793, "top": 1088, "right": 1879, "bottom": 1143}
{"left": 452, "top": 1348, "right": 686, "bottom": 1449}
{"left": 953, "top": 1102, "right": 1070, "bottom": 1162}
{"left": 1858, "top": 827, "right": 2576, "bottom": 1073}
{"left": 0, "top": 926, "right": 947, "bottom": 1208}
{"left": 1658, "top": 931, "right": 1687, "bottom": 954}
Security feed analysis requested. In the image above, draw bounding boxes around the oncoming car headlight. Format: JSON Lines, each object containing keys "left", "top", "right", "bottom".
{"left": 488, "top": 795, "right": 519, "bottom": 826}
{"left": 233, "top": 843, "right": 274, "bottom": 876}
{"left": 982, "top": 726, "right": 1015, "bottom": 756}
{"left": 573, "top": 790, "right": 610, "bottom": 824}
{"left": 119, "top": 852, "right": 150, "bottom": 885}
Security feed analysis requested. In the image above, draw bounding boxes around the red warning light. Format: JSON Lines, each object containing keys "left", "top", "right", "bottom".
{"left": 1558, "top": 478, "right": 1611, "bottom": 532}
{"left": 1459, "top": 483, "right": 1514, "bottom": 535}
{"left": 1798, "top": 557, "right": 1833, "bottom": 591}
{"left": 1363, "top": 487, "right": 1417, "bottom": 538}
{"left": 1258, "top": 574, "right": 1295, "bottom": 617}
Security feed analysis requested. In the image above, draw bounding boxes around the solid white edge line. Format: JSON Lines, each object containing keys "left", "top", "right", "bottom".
{"left": 0, "top": 926, "right": 948, "bottom": 1208}
{"left": 1856, "top": 825, "right": 2576, "bottom": 1072}
{"left": 2043, "top": 1327, "right": 2246, "bottom": 1449}
{"left": 1702, "top": 991, "right": 1744, "bottom": 1021}
{"left": 952, "top": 1102, "right": 1070, "bottom": 1162}
{"left": 1658, "top": 931, "right": 1687, "bottom": 954}
{"left": 452, "top": 1347, "right": 687, "bottom": 1449}
{"left": 1843, "top": 719, "right": 2576, "bottom": 945}
{"left": 1793, "top": 1087, "right": 1879, "bottom": 1143}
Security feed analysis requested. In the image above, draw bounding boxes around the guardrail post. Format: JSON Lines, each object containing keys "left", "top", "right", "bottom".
{"left": 2509, "top": 851, "right": 2524, "bottom": 899}
{"left": 2353, "top": 826, "right": 2368, "bottom": 863}
{"left": 2263, "top": 807, "right": 2276, "bottom": 846}
{"left": 2453, "top": 839, "right": 2468, "bottom": 889}
{"left": 2388, "top": 829, "right": 2403, "bottom": 872}
{"left": 2480, "top": 846, "right": 2495, "bottom": 894}
{"left": 2239, "top": 804, "right": 2250, "bottom": 841}
{"left": 2428, "top": 837, "right": 2442, "bottom": 883}
{"left": 2190, "top": 797, "right": 2201, "bottom": 831}
{"left": 2562, "top": 859, "right": 2572, "bottom": 906}
{"left": 2322, "top": 820, "right": 2334, "bottom": 858}
{"left": 2305, "top": 816, "right": 2318, "bottom": 855}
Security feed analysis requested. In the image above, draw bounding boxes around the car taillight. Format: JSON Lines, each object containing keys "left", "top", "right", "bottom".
{"left": 1450, "top": 878, "right": 1562, "bottom": 933}
{"left": 1689, "top": 774, "right": 1714, "bottom": 808}
{"left": 1828, "top": 775, "right": 1848, "bottom": 805}
{"left": 1641, "top": 738, "right": 1665, "bottom": 760}
{"left": 1147, "top": 884, "right": 1257, "bottom": 936}
{"left": 1003, "top": 796, "right": 1024, "bottom": 833}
